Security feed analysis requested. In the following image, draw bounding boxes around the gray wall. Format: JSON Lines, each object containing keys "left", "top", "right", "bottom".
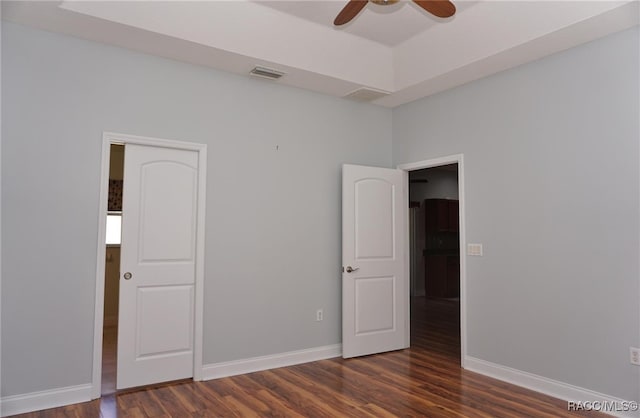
{"left": 394, "top": 27, "right": 640, "bottom": 401}
{"left": 1, "top": 22, "right": 392, "bottom": 396}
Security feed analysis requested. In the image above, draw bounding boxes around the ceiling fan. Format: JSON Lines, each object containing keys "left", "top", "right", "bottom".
{"left": 334, "top": 0, "right": 456, "bottom": 26}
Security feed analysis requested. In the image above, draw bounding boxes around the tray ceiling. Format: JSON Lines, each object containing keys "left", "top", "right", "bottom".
{"left": 2, "top": 1, "right": 638, "bottom": 107}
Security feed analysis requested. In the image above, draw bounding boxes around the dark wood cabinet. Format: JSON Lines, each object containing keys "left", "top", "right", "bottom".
{"left": 448, "top": 200, "right": 459, "bottom": 232}
{"left": 425, "top": 255, "right": 447, "bottom": 297}
{"left": 424, "top": 198, "right": 459, "bottom": 298}
{"left": 425, "top": 199, "right": 458, "bottom": 233}
{"left": 425, "top": 199, "right": 448, "bottom": 232}
{"left": 446, "top": 256, "right": 460, "bottom": 297}
{"left": 425, "top": 255, "right": 459, "bottom": 298}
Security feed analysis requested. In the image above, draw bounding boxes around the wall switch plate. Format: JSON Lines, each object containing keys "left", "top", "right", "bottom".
{"left": 316, "top": 309, "right": 323, "bottom": 322}
{"left": 631, "top": 347, "right": 640, "bottom": 365}
{"left": 467, "top": 243, "right": 483, "bottom": 256}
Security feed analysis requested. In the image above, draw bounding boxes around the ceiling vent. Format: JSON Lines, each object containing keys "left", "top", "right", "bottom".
{"left": 249, "top": 66, "right": 285, "bottom": 80}
{"left": 344, "top": 87, "right": 390, "bottom": 102}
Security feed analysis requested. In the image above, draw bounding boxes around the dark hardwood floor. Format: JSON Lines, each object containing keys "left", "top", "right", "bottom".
{"left": 11, "top": 297, "right": 604, "bottom": 417}
{"left": 102, "top": 323, "right": 117, "bottom": 396}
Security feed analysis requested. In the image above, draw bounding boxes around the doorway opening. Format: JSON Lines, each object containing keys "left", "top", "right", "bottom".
{"left": 101, "top": 144, "right": 124, "bottom": 395}
{"left": 92, "top": 132, "right": 207, "bottom": 399}
{"left": 399, "top": 155, "right": 465, "bottom": 366}
{"left": 409, "top": 164, "right": 460, "bottom": 360}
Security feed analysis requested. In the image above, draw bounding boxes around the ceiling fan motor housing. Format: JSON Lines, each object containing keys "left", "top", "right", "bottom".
{"left": 370, "top": 0, "right": 400, "bottom": 5}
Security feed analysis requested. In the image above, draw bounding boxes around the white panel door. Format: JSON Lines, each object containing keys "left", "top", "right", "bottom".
{"left": 117, "top": 144, "right": 199, "bottom": 389}
{"left": 342, "top": 164, "right": 407, "bottom": 358}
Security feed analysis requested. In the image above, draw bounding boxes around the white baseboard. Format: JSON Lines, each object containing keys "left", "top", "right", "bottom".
{"left": 0, "top": 345, "right": 340, "bottom": 416}
{"left": 0, "top": 383, "right": 92, "bottom": 417}
{"left": 202, "top": 344, "right": 342, "bottom": 380}
{"left": 465, "top": 356, "right": 639, "bottom": 418}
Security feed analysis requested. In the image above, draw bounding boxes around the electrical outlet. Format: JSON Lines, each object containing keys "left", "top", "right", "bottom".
{"left": 630, "top": 347, "right": 640, "bottom": 366}
{"left": 316, "top": 309, "right": 323, "bottom": 322}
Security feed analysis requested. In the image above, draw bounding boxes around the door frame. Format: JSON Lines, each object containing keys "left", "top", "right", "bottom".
{"left": 397, "top": 154, "right": 467, "bottom": 368}
{"left": 91, "top": 132, "right": 207, "bottom": 398}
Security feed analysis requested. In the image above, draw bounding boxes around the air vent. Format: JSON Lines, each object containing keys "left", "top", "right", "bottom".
{"left": 344, "top": 87, "right": 390, "bottom": 102}
{"left": 249, "top": 66, "right": 285, "bottom": 80}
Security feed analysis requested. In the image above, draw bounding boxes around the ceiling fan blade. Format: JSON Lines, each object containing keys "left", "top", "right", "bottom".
{"left": 413, "top": 0, "right": 456, "bottom": 18}
{"left": 334, "top": 0, "right": 368, "bottom": 26}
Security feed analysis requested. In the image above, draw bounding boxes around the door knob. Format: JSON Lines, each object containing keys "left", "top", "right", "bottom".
{"left": 345, "top": 266, "right": 359, "bottom": 273}
{"left": 123, "top": 272, "right": 133, "bottom": 280}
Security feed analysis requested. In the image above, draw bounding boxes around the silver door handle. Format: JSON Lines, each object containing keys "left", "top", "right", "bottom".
{"left": 345, "top": 266, "right": 359, "bottom": 273}
{"left": 123, "top": 272, "right": 133, "bottom": 280}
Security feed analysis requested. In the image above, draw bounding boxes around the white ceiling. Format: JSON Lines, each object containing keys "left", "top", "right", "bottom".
{"left": 256, "top": 1, "right": 479, "bottom": 46}
{"left": 3, "top": 1, "right": 638, "bottom": 107}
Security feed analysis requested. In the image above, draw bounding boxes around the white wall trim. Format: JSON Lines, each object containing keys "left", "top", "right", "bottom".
{"left": 465, "top": 356, "right": 639, "bottom": 418}
{"left": 401, "top": 169, "right": 411, "bottom": 347}
{"left": 0, "top": 4, "right": 4, "bottom": 410}
{"left": 91, "top": 132, "right": 207, "bottom": 398}
{"left": 90, "top": 137, "right": 112, "bottom": 399}
{"left": 193, "top": 137, "right": 207, "bottom": 381}
{"left": 0, "top": 384, "right": 92, "bottom": 418}
{"left": 397, "top": 154, "right": 467, "bottom": 368}
{"left": 202, "top": 344, "right": 342, "bottom": 381}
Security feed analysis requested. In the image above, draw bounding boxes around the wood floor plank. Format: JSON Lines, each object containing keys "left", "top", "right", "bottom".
{"left": 252, "top": 388, "right": 308, "bottom": 418}
{"left": 270, "top": 366, "right": 367, "bottom": 417}
{"left": 217, "top": 380, "right": 270, "bottom": 415}
{"left": 252, "top": 370, "right": 348, "bottom": 417}
{"left": 9, "top": 297, "right": 609, "bottom": 417}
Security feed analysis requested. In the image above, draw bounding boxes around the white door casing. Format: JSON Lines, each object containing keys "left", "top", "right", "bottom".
{"left": 397, "top": 154, "right": 466, "bottom": 367}
{"left": 342, "top": 164, "right": 408, "bottom": 358}
{"left": 117, "top": 144, "right": 199, "bottom": 389}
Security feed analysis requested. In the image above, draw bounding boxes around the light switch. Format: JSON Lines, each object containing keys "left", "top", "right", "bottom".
{"left": 467, "top": 243, "right": 483, "bottom": 256}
